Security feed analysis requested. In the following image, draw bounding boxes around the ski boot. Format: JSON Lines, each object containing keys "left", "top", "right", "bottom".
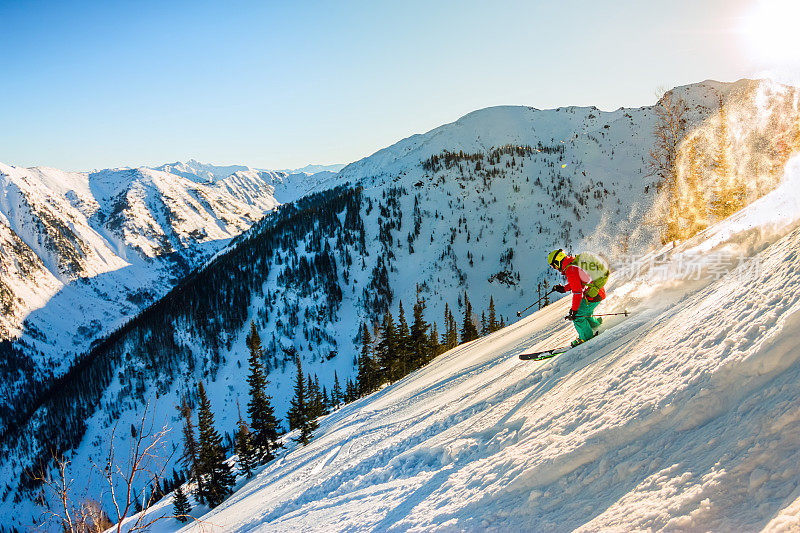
{"left": 570, "top": 337, "right": 586, "bottom": 348}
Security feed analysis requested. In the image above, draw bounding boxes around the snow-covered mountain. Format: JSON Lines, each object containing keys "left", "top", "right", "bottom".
{"left": 0, "top": 163, "right": 280, "bottom": 364}
{"left": 153, "top": 159, "right": 344, "bottom": 184}
{"left": 277, "top": 163, "right": 346, "bottom": 175}
{"left": 152, "top": 159, "right": 346, "bottom": 206}
{"left": 130, "top": 153, "right": 800, "bottom": 531}
{"left": 2, "top": 78, "right": 798, "bottom": 529}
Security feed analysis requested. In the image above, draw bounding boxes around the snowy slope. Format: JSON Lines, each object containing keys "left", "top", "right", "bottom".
{"left": 3, "top": 79, "right": 799, "bottom": 529}
{"left": 136, "top": 155, "right": 800, "bottom": 532}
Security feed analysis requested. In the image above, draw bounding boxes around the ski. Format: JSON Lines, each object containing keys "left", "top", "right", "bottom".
{"left": 518, "top": 346, "right": 572, "bottom": 360}
{"left": 518, "top": 329, "right": 605, "bottom": 361}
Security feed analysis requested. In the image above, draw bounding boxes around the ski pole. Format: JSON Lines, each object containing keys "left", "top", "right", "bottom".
{"left": 517, "top": 289, "right": 556, "bottom": 317}
{"left": 574, "top": 310, "right": 630, "bottom": 318}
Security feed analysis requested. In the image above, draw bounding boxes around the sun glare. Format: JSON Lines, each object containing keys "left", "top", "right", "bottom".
{"left": 742, "top": 0, "right": 800, "bottom": 65}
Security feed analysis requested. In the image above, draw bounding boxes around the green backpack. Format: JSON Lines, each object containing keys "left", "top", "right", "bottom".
{"left": 574, "top": 251, "right": 610, "bottom": 299}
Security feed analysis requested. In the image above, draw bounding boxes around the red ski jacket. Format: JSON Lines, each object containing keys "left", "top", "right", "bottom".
{"left": 561, "top": 256, "right": 606, "bottom": 311}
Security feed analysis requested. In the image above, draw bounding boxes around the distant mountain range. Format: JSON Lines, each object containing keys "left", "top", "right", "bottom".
{"left": 152, "top": 159, "right": 345, "bottom": 183}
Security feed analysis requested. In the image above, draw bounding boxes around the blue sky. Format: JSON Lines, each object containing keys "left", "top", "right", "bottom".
{"left": 0, "top": 0, "right": 781, "bottom": 171}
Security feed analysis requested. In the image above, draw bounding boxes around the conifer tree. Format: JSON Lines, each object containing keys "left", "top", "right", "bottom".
{"left": 286, "top": 353, "right": 305, "bottom": 431}
{"left": 357, "top": 323, "right": 377, "bottom": 395}
{"left": 317, "top": 378, "right": 325, "bottom": 415}
{"left": 376, "top": 311, "right": 397, "bottom": 384}
{"left": 430, "top": 321, "right": 441, "bottom": 357}
{"left": 173, "top": 485, "right": 192, "bottom": 522}
{"left": 444, "top": 303, "right": 458, "bottom": 349}
{"left": 488, "top": 296, "right": 499, "bottom": 332}
{"left": 287, "top": 355, "right": 318, "bottom": 445}
{"left": 314, "top": 374, "right": 323, "bottom": 417}
{"left": 396, "top": 300, "right": 411, "bottom": 379}
{"left": 307, "top": 373, "right": 316, "bottom": 417}
{"left": 308, "top": 374, "right": 324, "bottom": 419}
{"left": 409, "top": 285, "right": 430, "bottom": 369}
{"left": 345, "top": 377, "right": 357, "bottom": 403}
{"left": 177, "top": 396, "right": 204, "bottom": 503}
{"left": 196, "top": 382, "right": 235, "bottom": 507}
{"left": 461, "top": 291, "right": 479, "bottom": 342}
{"left": 245, "top": 323, "right": 281, "bottom": 463}
{"left": 451, "top": 304, "right": 460, "bottom": 346}
{"left": 332, "top": 370, "right": 343, "bottom": 408}
{"left": 299, "top": 402, "right": 319, "bottom": 446}
{"left": 481, "top": 311, "right": 488, "bottom": 336}
{"left": 234, "top": 406, "right": 257, "bottom": 479}
{"left": 443, "top": 303, "right": 451, "bottom": 348}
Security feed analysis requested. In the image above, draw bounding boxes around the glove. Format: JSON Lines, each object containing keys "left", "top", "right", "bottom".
{"left": 553, "top": 285, "right": 567, "bottom": 293}
{"left": 565, "top": 309, "right": 577, "bottom": 321}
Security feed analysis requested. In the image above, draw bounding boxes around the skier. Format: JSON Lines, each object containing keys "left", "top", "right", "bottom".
{"left": 547, "top": 248, "right": 610, "bottom": 347}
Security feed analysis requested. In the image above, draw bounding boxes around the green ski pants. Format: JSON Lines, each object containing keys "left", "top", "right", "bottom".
{"left": 574, "top": 299, "right": 602, "bottom": 341}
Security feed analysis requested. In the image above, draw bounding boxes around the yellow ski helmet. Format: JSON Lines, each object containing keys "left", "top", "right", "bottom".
{"left": 547, "top": 248, "right": 566, "bottom": 270}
